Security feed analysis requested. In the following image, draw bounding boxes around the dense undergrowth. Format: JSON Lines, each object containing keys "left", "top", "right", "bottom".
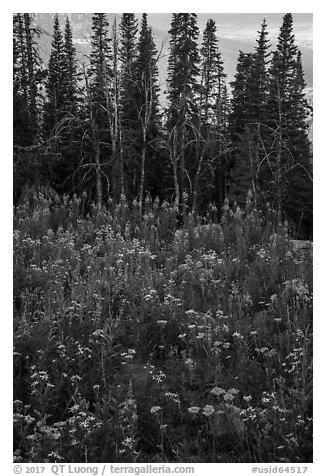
{"left": 13, "top": 189, "right": 313, "bottom": 463}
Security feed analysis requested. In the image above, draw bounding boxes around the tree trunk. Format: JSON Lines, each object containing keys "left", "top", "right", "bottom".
{"left": 119, "top": 124, "right": 125, "bottom": 199}
{"left": 139, "top": 127, "right": 147, "bottom": 218}
{"left": 276, "top": 80, "right": 283, "bottom": 213}
{"left": 95, "top": 145, "right": 102, "bottom": 209}
{"left": 172, "top": 128, "right": 180, "bottom": 208}
{"left": 179, "top": 103, "right": 186, "bottom": 218}
{"left": 192, "top": 146, "right": 205, "bottom": 214}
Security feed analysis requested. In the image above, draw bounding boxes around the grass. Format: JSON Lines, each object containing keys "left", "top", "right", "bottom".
{"left": 13, "top": 188, "right": 313, "bottom": 463}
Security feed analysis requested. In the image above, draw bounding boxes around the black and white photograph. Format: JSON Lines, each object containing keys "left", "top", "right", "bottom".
{"left": 12, "top": 4, "right": 314, "bottom": 468}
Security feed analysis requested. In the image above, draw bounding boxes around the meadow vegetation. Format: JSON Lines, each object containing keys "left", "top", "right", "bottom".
{"left": 13, "top": 188, "right": 313, "bottom": 463}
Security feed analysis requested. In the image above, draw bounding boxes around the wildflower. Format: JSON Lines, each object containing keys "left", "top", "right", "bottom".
{"left": 232, "top": 332, "right": 244, "bottom": 339}
{"left": 165, "top": 392, "right": 180, "bottom": 404}
{"left": 150, "top": 406, "right": 161, "bottom": 414}
{"left": 157, "top": 320, "right": 168, "bottom": 325}
{"left": 210, "top": 387, "right": 225, "bottom": 396}
{"left": 213, "top": 341, "right": 223, "bottom": 347}
{"left": 23, "top": 415, "right": 35, "bottom": 425}
{"left": 196, "top": 333, "right": 205, "bottom": 339}
{"left": 227, "top": 388, "right": 239, "bottom": 395}
{"left": 186, "top": 309, "right": 196, "bottom": 316}
{"left": 202, "top": 405, "right": 215, "bottom": 417}
{"left": 178, "top": 334, "right": 186, "bottom": 339}
{"left": 243, "top": 395, "right": 252, "bottom": 403}
{"left": 71, "top": 375, "right": 82, "bottom": 382}
{"left": 152, "top": 370, "right": 166, "bottom": 383}
{"left": 224, "top": 393, "right": 235, "bottom": 402}
{"left": 122, "top": 437, "right": 133, "bottom": 448}
{"left": 185, "top": 358, "right": 195, "bottom": 369}
{"left": 244, "top": 294, "right": 253, "bottom": 305}
{"left": 188, "top": 406, "right": 200, "bottom": 414}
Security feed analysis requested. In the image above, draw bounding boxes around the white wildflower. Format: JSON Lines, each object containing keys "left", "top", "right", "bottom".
{"left": 202, "top": 405, "right": 215, "bottom": 417}
{"left": 188, "top": 406, "right": 200, "bottom": 414}
{"left": 210, "top": 387, "right": 225, "bottom": 396}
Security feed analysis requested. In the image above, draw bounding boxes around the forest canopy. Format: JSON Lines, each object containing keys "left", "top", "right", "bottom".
{"left": 13, "top": 12, "right": 312, "bottom": 237}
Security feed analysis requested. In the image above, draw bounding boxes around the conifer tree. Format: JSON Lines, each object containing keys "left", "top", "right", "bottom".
{"left": 88, "top": 13, "right": 113, "bottom": 121}
{"left": 13, "top": 13, "right": 45, "bottom": 201}
{"left": 134, "top": 13, "right": 161, "bottom": 213}
{"left": 245, "top": 18, "right": 270, "bottom": 127}
{"left": 265, "top": 13, "right": 312, "bottom": 235}
{"left": 227, "top": 51, "right": 254, "bottom": 205}
{"left": 166, "top": 13, "right": 200, "bottom": 212}
{"left": 193, "top": 18, "right": 229, "bottom": 212}
{"left": 13, "top": 14, "right": 33, "bottom": 147}
{"left": 229, "top": 20, "right": 271, "bottom": 208}
{"left": 43, "top": 14, "right": 66, "bottom": 137}
{"left": 51, "top": 16, "right": 82, "bottom": 195}
{"left": 84, "top": 13, "right": 113, "bottom": 207}
{"left": 135, "top": 14, "right": 160, "bottom": 129}
{"left": 24, "top": 13, "right": 41, "bottom": 138}
{"left": 13, "top": 13, "right": 43, "bottom": 146}
{"left": 228, "top": 51, "right": 253, "bottom": 144}
{"left": 62, "top": 17, "right": 79, "bottom": 116}
{"left": 199, "top": 19, "right": 226, "bottom": 127}
{"left": 119, "top": 13, "right": 139, "bottom": 199}
{"left": 110, "top": 17, "right": 124, "bottom": 199}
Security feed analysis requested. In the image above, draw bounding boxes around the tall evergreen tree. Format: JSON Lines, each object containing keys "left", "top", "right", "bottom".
{"left": 119, "top": 13, "right": 139, "bottom": 199}
{"left": 227, "top": 51, "right": 254, "bottom": 205}
{"left": 134, "top": 13, "right": 161, "bottom": 212}
{"left": 13, "top": 14, "right": 33, "bottom": 147}
{"left": 13, "top": 13, "right": 45, "bottom": 201}
{"left": 245, "top": 18, "right": 270, "bottom": 126}
{"left": 84, "top": 13, "right": 113, "bottom": 207}
{"left": 24, "top": 13, "right": 41, "bottom": 139}
{"left": 134, "top": 14, "right": 160, "bottom": 129}
{"left": 228, "top": 51, "right": 253, "bottom": 144}
{"left": 228, "top": 19, "right": 271, "bottom": 208}
{"left": 167, "top": 14, "right": 200, "bottom": 127}
{"left": 199, "top": 19, "right": 226, "bottom": 127}
{"left": 110, "top": 17, "right": 123, "bottom": 199}
{"left": 88, "top": 13, "right": 113, "bottom": 120}
{"left": 50, "top": 16, "right": 82, "bottom": 195}
{"left": 193, "top": 18, "right": 229, "bottom": 212}
{"left": 166, "top": 13, "right": 200, "bottom": 212}
{"left": 265, "top": 13, "right": 312, "bottom": 235}
{"left": 13, "top": 13, "right": 43, "bottom": 146}
{"left": 43, "top": 14, "right": 66, "bottom": 137}
{"left": 62, "top": 16, "right": 79, "bottom": 116}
